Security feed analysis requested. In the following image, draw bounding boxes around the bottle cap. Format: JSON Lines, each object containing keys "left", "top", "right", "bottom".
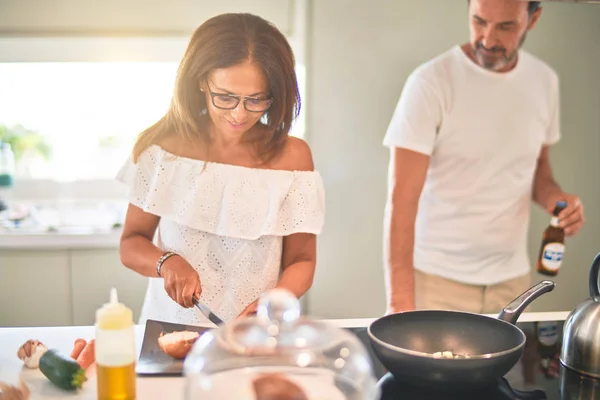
{"left": 96, "top": 287, "right": 133, "bottom": 330}
{"left": 556, "top": 201, "right": 567, "bottom": 208}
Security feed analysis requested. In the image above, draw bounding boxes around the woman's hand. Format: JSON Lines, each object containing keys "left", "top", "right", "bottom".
{"left": 236, "top": 299, "right": 259, "bottom": 319}
{"left": 160, "top": 255, "right": 202, "bottom": 308}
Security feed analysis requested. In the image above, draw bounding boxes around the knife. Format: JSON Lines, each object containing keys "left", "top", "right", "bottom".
{"left": 192, "top": 297, "right": 225, "bottom": 326}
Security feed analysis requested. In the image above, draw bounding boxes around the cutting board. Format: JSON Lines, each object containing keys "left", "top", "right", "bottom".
{"left": 136, "top": 319, "right": 212, "bottom": 376}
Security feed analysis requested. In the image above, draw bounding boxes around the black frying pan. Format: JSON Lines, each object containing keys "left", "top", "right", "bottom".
{"left": 368, "top": 280, "right": 555, "bottom": 390}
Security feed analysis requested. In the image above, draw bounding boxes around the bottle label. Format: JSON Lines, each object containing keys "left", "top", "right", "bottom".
{"left": 541, "top": 242, "right": 564, "bottom": 271}
{"left": 550, "top": 217, "right": 560, "bottom": 227}
{"left": 537, "top": 321, "right": 558, "bottom": 347}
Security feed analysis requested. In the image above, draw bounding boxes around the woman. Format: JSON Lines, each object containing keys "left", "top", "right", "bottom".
{"left": 116, "top": 13, "right": 325, "bottom": 326}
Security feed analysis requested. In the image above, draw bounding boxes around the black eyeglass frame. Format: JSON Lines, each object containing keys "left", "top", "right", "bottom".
{"left": 207, "top": 91, "right": 274, "bottom": 113}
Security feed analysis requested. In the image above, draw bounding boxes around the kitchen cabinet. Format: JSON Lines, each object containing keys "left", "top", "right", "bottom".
{"left": 70, "top": 249, "right": 147, "bottom": 326}
{"left": 0, "top": 250, "right": 72, "bottom": 327}
{"left": 0, "top": 248, "right": 147, "bottom": 327}
{"left": 0, "top": 246, "right": 308, "bottom": 327}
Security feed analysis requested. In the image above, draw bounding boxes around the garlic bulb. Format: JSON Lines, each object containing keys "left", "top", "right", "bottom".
{"left": 17, "top": 340, "right": 48, "bottom": 369}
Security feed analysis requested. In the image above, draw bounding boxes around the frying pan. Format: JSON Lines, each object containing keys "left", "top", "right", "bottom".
{"left": 368, "top": 280, "right": 555, "bottom": 390}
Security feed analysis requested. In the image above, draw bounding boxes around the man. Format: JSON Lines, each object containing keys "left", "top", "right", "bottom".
{"left": 383, "top": 0, "right": 585, "bottom": 314}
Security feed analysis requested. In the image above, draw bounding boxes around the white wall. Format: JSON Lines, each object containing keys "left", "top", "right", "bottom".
{"left": 0, "top": 0, "right": 294, "bottom": 36}
{"left": 305, "top": 0, "right": 600, "bottom": 318}
{"left": 522, "top": 5, "right": 600, "bottom": 312}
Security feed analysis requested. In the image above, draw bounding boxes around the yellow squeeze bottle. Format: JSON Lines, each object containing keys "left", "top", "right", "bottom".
{"left": 95, "top": 288, "right": 136, "bottom": 400}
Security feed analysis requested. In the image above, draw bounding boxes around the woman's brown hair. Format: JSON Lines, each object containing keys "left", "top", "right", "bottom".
{"left": 132, "top": 13, "right": 300, "bottom": 163}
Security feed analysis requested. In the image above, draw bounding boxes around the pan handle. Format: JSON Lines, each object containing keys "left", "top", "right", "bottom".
{"left": 588, "top": 252, "right": 600, "bottom": 298}
{"left": 498, "top": 377, "right": 547, "bottom": 399}
{"left": 497, "top": 280, "right": 555, "bottom": 325}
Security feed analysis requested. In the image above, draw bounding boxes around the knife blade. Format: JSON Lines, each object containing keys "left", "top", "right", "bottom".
{"left": 193, "top": 298, "right": 225, "bottom": 326}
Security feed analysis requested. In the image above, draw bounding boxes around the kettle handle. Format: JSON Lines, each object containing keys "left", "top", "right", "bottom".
{"left": 588, "top": 252, "right": 600, "bottom": 297}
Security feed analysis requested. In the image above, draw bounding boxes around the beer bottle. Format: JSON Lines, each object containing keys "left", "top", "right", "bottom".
{"left": 536, "top": 201, "right": 567, "bottom": 276}
{"left": 535, "top": 321, "right": 559, "bottom": 379}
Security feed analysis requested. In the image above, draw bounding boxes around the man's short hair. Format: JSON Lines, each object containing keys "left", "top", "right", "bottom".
{"left": 467, "top": 1, "right": 541, "bottom": 16}
{"left": 525, "top": 1, "right": 542, "bottom": 15}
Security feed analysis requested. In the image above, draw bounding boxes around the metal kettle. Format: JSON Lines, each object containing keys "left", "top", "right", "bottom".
{"left": 560, "top": 251, "right": 600, "bottom": 377}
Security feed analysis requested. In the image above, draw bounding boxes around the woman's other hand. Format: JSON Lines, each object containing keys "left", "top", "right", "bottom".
{"left": 236, "top": 299, "right": 259, "bottom": 319}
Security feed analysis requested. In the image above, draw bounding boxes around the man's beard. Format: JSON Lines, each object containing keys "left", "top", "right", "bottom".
{"left": 473, "top": 32, "right": 527, "bottom": 71}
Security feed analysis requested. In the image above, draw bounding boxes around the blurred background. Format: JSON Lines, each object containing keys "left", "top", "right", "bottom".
{"left": 0, "top": 0, "right": 598, "bottom": 326}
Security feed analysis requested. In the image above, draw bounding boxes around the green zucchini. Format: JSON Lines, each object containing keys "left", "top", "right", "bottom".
{"left": 39, "top": 349, "right": 88, "bottom": 390}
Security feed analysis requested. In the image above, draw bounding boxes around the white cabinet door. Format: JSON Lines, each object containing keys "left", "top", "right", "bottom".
{"left": 70, "top": 249, "right": 147, "bottom": 326}
{"left": 0, "top": 250, "right": 72, "bottom": 327}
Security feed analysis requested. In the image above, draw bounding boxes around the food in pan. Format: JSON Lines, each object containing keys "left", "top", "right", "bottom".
{"left": 157, "top": 330, "right": 201, "bottom": 359}
{"left": 432, "top": 351, "right": 470, "bottom": 359}
{"left": 252, "top": 373, "right": 309, "bottom": 400}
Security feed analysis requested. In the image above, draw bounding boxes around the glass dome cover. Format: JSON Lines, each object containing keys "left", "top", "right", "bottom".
{"left": 183, "top": 288, "right": 380, "bottom": 399}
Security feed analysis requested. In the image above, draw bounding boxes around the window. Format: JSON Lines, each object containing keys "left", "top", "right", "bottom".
{"left": 0, "top": 62, "right": 177, "bottom": 180}
{"left": 0, "top": 40, "right": 306, "bottom": 182}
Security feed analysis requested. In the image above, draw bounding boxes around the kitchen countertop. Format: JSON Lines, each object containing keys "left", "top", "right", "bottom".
{"left": 0, "top": 229, "right": 121, "bottom": 250}
{"left": 0, "top": 311, "right": 570, "bottom": 399}
{"left": 0, "top": 197, "right": 126, "bottom": 250}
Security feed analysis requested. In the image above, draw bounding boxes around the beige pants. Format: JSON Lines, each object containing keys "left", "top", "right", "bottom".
{"left": 415, "top": 270, "right": 531, "bottom": 314}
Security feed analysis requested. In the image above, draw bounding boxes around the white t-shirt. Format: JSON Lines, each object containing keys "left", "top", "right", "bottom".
{"left": 383, "top": 45, "right": 561, "bottom": 285}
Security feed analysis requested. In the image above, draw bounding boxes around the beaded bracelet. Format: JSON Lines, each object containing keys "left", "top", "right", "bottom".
{"left": 156, "top": 251, "right": 178, "bottom": 277}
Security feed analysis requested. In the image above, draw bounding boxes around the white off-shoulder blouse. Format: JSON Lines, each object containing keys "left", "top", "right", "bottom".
{"left": 116, "top": 144, "right": 325, "bottom": 326}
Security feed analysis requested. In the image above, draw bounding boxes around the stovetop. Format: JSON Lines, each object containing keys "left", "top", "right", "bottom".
{"left": 346, "top": 320, "right": 600, "bottom": 400}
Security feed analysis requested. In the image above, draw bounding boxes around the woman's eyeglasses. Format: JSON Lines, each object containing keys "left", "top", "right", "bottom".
{"left": 208, "top": 91, "right": 273, "bottom": 112}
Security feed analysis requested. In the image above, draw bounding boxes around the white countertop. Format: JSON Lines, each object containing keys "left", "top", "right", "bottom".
{"left": 0, "top": 311, "right": 570, "bottom": 399}
{"left": 0, "top": 197, "right": 125, "bottom": 249}
{"left": 0, "top": 230, "right": 121, "bottom": 250}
